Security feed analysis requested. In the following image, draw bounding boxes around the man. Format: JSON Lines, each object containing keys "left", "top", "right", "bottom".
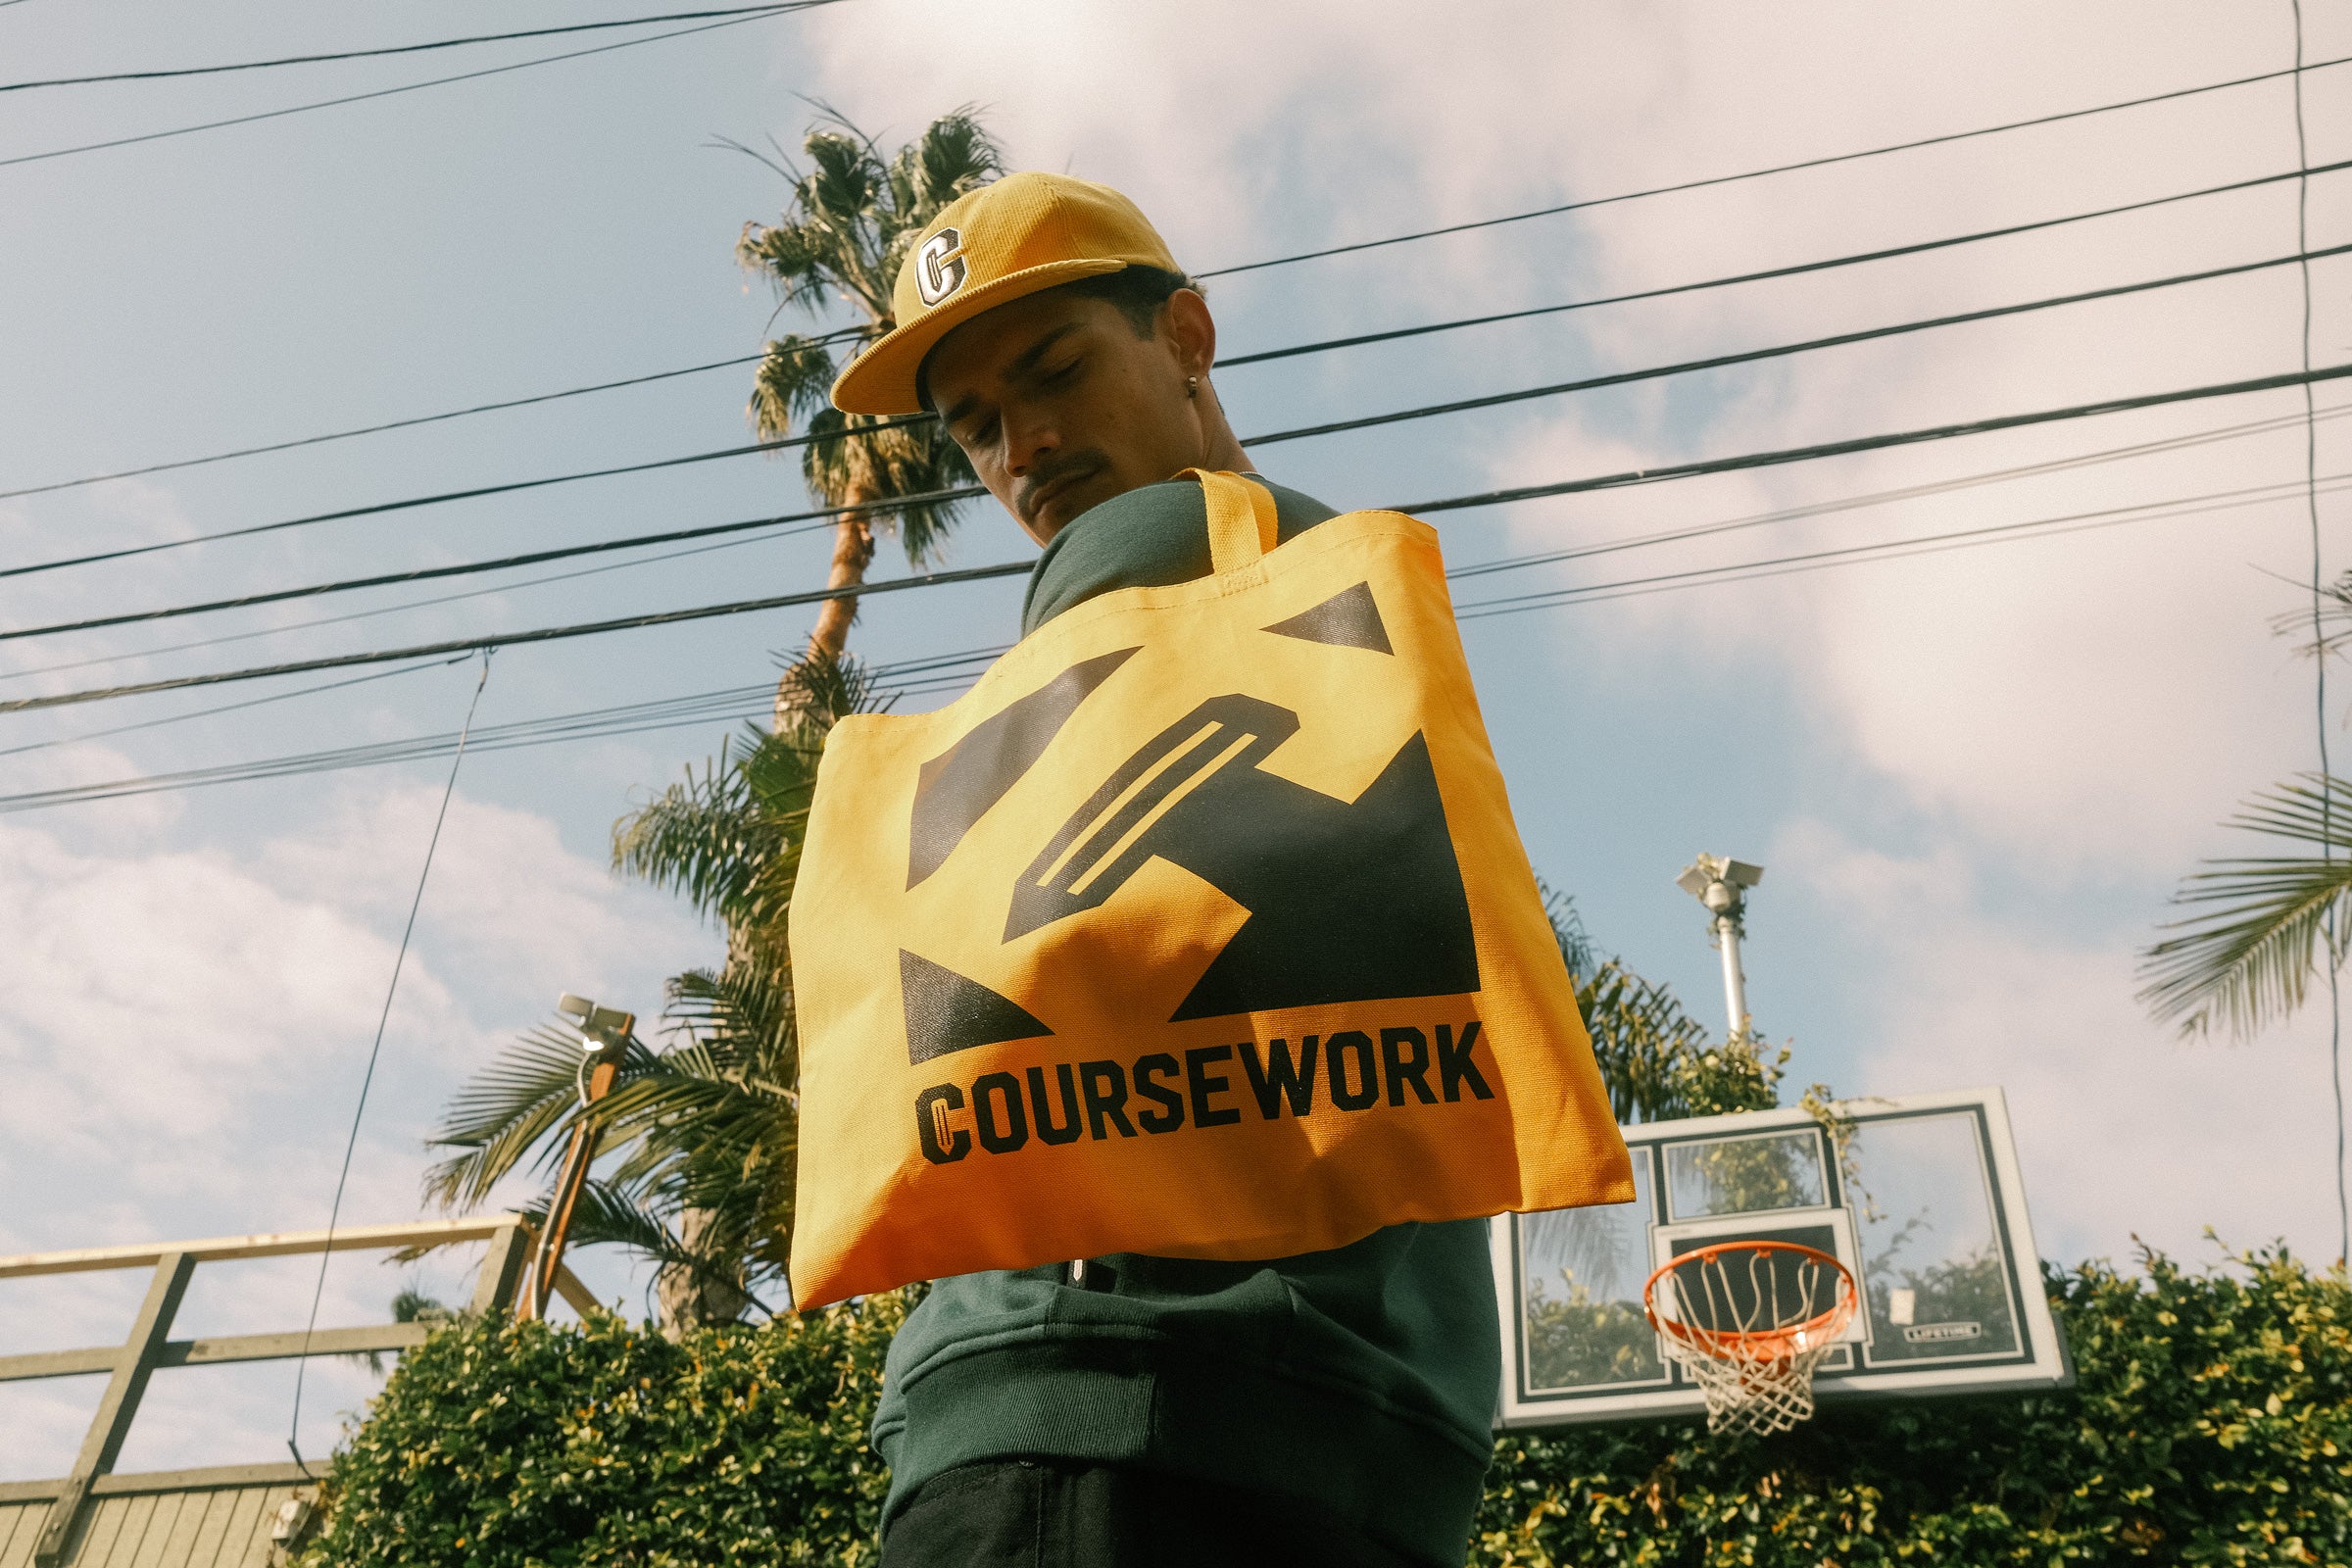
{"left": 829, "top": 172, "right": 1499, "bottom": 1568}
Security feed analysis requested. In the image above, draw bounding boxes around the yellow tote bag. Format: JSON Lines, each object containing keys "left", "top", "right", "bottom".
{"left": 788, "top": 471, "right": 1632, "bottom": 1307}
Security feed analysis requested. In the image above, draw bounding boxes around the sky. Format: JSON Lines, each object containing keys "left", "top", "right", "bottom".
{"left": 1, "top": 0, "right": 2346, "bottom": 1477}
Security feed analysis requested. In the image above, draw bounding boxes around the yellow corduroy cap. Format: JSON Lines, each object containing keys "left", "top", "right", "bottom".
{"left": 829, "top": 172, "right": 1182, "bottom": 416}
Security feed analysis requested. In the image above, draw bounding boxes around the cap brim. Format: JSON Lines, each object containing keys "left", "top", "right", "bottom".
{"left": 829, "top": 257, "right": 1130, "bottom": 416}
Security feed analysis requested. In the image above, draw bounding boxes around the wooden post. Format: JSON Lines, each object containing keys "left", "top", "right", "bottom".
{"left": 471, "top": 1221, "right": 533, "bottom": 1318}
{"left": 35, "top": 1251, "right": 194, "bottom": 1565}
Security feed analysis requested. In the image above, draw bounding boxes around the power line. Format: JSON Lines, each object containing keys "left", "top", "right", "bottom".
{"left": 1194, "top": 53, "right": 2352, "bottom": 278}
{"left": 0, "top": 2, "right": 850, "bottom": 171}
{"left": 1250, "top": 242, "right": 2352, "bottom": 450}
{"left": 1453, "top": 474, "right": 2352, "bottom": 619}
{"left": 13, "top": 237, "right": 2332, "bottom": 619}
{"left": 13, "top": 473, "right": 2337, "bottom": 814}
{"left": 0, "top": 495, "right": 885, "bottom": 639}
{"left": 287, "top": 651, "right": 490, "bottom": 1476}
{"left": 8, "top": 358, "right": 2349, "bottom": 716}
{"left": 0, "top": 562, "right": 1039, "bottom": 713}
{"left": 2288, "top": 0, "right": 2348, "bottom": 1267}
{"left": 0, "top": 414, "right": 930, "bottom": 583}
{"left": 0, "top": 657, "right": 467, "bottom": 759}
{"left": 0, "top": 351, "right": 782, "bottom": 503}
{"left": 0, "top": 646, "right": 1011, "bottom": 809}
{"left": 23, "top": 393, "right": 2328, "bottom": 691}
{"left": 1446, "top": 404, "right": 2352, "bottom": 584}
{"left": 16, "top": 158, "right": 2334, "bottom": 508}
{"left": 1221, "top": 160, "right": 2352, "bottom": 369}
{"left": 0, "top": 502, "right": 862, "bottom": 687}
{"left": 1, "top": 6, "right": 821, "bottom": 92}
{"left": 1395, "top": 362, "right": 2352, "bottom": 519}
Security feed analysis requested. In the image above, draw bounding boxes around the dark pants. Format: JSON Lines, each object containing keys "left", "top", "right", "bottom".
{"left": 878, "top": 1460, "right": 1436, "bottom": 1568}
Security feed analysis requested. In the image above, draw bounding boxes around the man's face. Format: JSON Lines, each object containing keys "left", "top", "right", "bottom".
{"left": 926, "top": 284, "right": 1210, "bottom": 548}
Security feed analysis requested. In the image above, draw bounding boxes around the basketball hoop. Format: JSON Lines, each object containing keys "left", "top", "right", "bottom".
{"left": 1642, "top": 1240, "right": 1858, "bottom": 1436}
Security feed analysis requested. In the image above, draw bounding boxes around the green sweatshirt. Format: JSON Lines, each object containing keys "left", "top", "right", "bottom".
{"left": 871, "top": 475, "right": 1501, "bottom": 1568}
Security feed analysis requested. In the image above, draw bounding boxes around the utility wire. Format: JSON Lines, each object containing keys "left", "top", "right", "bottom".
{"left": 1250, "top": 242, "right": 2352, "bottom": 450}
{"left": 2, "top": 6, "right": 816, "bottom": 92}
{"left": 1222, "top": 160, "right": 2352, "bottom": 368}
{"left": 1446, "top": 411, "right": 2352, "bottom": 582}
{"left": 1194, "top": 53, "right": 2352, "bottom": 278}
{"left": 2, "top": 647, "right": 1009, "bottom": 809}
{"left": 0, "top": 563, "right": 1038, "bottom": 713}
{"left": 0, "top": 496, "right": 878, "bottom": 637}
{"left": 0, "top": 657, "right": 467, "bottom": 759}
{"left": 11, "top": 238, "right": 2335, "bottom": 614}
{"left": 18, "top": 160, "right": 2332, "bottom": 505}
{"left": 287, "top": 651, "right": 490, "bottom": 1474}
{"left": 0, "top": 2, "right": 849, "bottom": 171}
{"left": 2289, "top": 0, "right": 2349, "bottom": 1266}
{"left": 21, "top": 394, "right": 2332, "bottom": 692}
{"left": 0, "top": 351, "right": 787, "bottom": 503}
{"left": 0, "top": 505, "right": 859, "bottom": 688}
{"left": 1453, "top": 474, "right": 2352, "bottom": 618}
{"left": 1393, "top": 362, "right": 2352, "bottom": 519}
{"left": 0, "top": 414, "right": 929, "bottom": 583}
{"left": 18, "top": 159, "right": 2328, "bottom": 505}
{"left": 8, "top": 358, "right": 2350, "bottom": 716}
{"left": 12, "top": 475, "right": 2331, "bottom": 813}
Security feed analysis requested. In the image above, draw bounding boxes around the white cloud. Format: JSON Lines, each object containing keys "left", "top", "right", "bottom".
{"left": 0, "top": 779, "right": 707, "bottom": 1469}
{"left": 1783, "top": 817, "right": 2342, "bottom": 1267}
{"left": 777, "top": 0, "right": 2352, "bottom": 1259}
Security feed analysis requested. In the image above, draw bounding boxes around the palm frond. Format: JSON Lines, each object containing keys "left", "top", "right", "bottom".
{"left": 611, "top": 736, "right": 778, "bottom": 925}
{"left": 731, "top": 107, "right": 1002, "bottom": 570}
{"left": 420, "top": 1025, "right": 646, "bottom": 1211}
{"left": 2268, "top": 566, "right": 2352, "bottom": 660}
{"left": 1578, "top": 961, "right": 1714, "bottom": 1123}
{"left": 748, "top": 333, "right": 845, "bottom": 440}
{"left": 2140, "top": 774, "right": 2352, "bottom": 1038}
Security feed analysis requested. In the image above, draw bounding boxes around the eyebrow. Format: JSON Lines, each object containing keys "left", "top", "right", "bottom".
{"left": 940, "top": 321, "right": 1084, "bottom": 430}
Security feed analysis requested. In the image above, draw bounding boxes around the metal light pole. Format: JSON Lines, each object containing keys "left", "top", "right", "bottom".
{"left": 1676, "top": 855, "right": 1764, "bottom": 1040}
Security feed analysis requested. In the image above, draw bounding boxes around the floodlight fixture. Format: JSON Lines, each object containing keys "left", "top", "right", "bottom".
{"left": 1675, "top": 854, "right": 1765, "bottom": 1039}
{"left": 556, "top": 992, "right": 636, "bottom": 1058}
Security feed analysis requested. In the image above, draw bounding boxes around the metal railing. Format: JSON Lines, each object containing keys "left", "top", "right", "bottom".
{"left": 0, "top": 1215, "right": 602, "bottom": 1565}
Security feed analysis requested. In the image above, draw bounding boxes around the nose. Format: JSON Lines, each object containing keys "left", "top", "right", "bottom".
{"left": 1002, "top": 400, "right": 1060, "bottom": 478}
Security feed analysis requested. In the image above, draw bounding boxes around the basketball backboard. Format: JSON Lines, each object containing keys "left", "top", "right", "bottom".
{"left": 1492, "top": 1087, "right": 2071, "bottom": 1427}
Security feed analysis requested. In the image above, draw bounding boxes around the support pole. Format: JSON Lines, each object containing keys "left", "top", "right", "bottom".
{"left": 1715, "top": 911, "right": 1750, "bottom": 1041}
{"left": 521, "top": 1052, "right": 619, "bottom": 1321}
{"left": 1676, "top": 855, "right": 1765, "bottom": 1041}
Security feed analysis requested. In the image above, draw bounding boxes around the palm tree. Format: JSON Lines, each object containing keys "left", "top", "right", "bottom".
{"left": 423, "top": 658, "right": 878, "bottom": 1330}
{"left": 1542, "top": 885, "right": 1781, "bottom": 1121}
{"left": 2139, "top": 776, "right": 2352, "bottom": 1038}
{"left": 2140, "top": 574, "right": 2352, "bottom": 1038}
{"left": 734, "top": 109, "right": 1004, "bottom": 720}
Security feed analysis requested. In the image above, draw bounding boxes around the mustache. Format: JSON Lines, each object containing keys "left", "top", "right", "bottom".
{"left": 1014, "top": 451, "right": 1106, "bottom": 521}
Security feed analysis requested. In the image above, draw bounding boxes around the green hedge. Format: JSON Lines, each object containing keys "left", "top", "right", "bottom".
{"left": 305, "top": 1248, "right": 2348, "bottom": 1566}
{"left": 298, "top": 1292, "right": 905, "bottom": 1566}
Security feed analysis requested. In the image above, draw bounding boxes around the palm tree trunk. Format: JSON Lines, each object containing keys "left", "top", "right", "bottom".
{"left": 656, "top": 1206, "right": 752, "bottom": 1339}
{"left": 778, "top": 493, "right": 877, "bottom": 727}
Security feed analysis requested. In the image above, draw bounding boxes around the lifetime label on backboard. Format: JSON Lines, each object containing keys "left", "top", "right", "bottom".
{"left": 1491, "top": 1087, "right": 2074, "bottom": 1428}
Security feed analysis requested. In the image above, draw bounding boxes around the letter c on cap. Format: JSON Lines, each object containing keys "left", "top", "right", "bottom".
{"left": 915, "top": 1082, "right": 970, "bottom": 1163}
{"left": 916, "top": 227, "right": 968, "bottom": 308}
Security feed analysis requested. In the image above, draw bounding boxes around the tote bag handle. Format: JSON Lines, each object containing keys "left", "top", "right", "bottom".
{"left": 1190, "top": 468, "right": 1280, "bottom": 575}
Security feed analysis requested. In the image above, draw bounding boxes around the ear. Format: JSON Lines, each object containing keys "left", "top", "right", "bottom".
{"left": 1160, "top": 288, "right": 1217, "bottom": 380}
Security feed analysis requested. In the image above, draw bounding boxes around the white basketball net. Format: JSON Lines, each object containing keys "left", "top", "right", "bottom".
{"left": 1646, "top": 1244, "right": 1856, "bottom": 1438}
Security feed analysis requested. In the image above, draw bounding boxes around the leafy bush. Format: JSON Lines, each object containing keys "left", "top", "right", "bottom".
{"left": 307, "top": 1249, "right": 2349, "bottom": 1566}
{"left": 1477, "top": 1246, "right": 2350, "bottom": 1566}
{"left": 298, "top": 1293, "right": 906, "bottom": 1567}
